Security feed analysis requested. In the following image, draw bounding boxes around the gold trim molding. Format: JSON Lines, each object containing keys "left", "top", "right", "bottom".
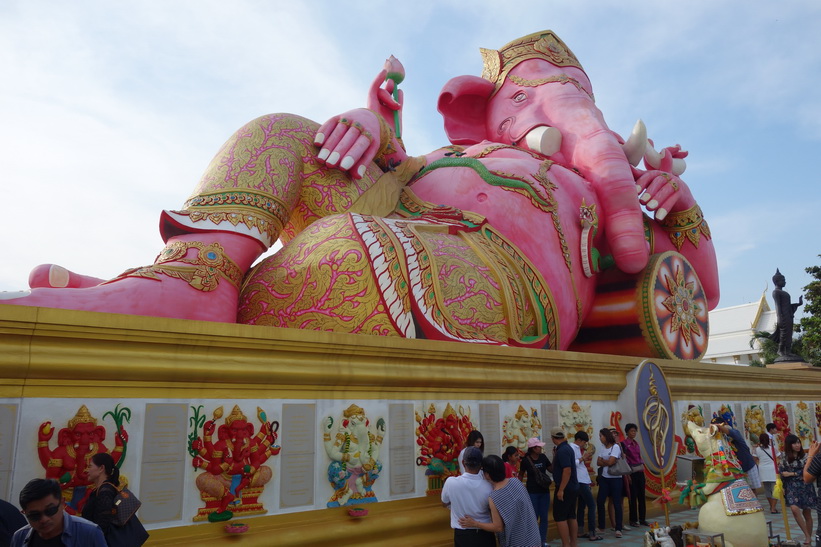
{"left": 1, "top": 305, "right": 820, "bottom": 401}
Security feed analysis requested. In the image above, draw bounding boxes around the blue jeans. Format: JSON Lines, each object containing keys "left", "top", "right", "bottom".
{"left": 597, "top": 476, "right": 623, "bottom": 531}
{"left": 529, "top": 491, "right": 550, "bottom": 544}
{"left": 576, "top": 483, "right": 596, "bottom": 534}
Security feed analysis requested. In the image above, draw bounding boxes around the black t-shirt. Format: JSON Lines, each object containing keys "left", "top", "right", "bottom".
{"left": 552, "top": 441, "right": 579, "bottom": 492}
{"left": 29, "top": 531, "right": 66, "bottom": 547}
{"left": 524, "top": 453, "right": 552, "bottom": 493}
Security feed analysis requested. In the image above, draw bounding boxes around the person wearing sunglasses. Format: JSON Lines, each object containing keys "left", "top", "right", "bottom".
{"left": 10, "top": 478, "right": 106, "bottom": 547}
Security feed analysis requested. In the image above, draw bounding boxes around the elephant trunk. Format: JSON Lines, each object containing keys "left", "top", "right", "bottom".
{"left": 544, "top": 92, "right": 648, "bottom": 274}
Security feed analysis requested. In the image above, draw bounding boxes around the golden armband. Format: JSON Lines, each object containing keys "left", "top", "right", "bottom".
{"left": 366, "top": 109, "right": 404, "bottom": 171}
{"left": 38, "top": 441, "right": 49, "bottom": 448}
{"left": 659, "top": 204, "right": 711, "bottom": 250}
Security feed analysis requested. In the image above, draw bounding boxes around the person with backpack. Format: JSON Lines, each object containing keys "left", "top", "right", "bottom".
{"left": 82, "top": 453, "right": 148, "bottom": 547}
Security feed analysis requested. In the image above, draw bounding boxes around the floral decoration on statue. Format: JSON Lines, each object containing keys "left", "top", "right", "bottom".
{"left": 37, "top": 404, "right": 129, "bottom": 512}
{"left": 502, "top": 405, "right": 542, "bottom": 451}
{"left": 189, "top": 405, "right": 280, "bottom": 522}
{"left": 323, "top": 404, "right": 384, "bottom": 507}
{"left": 415, "top": 403, "right": 473, "bottom": 495}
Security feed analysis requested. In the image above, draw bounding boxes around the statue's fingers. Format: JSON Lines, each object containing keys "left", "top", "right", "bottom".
{"left": 342, "top": 134, "right": 375, "bottom": 177}
{"left": 644, "top": 175, "right": 677, "bottom": 210}
{"left": 655, "top": 193, "right": 682, "bottom": 221}
{"left": 318, "top": 122, "right": 350, "bottom": 162}
{"left": 314, "top": 118, "right": 339, "bottom": 147}
{"left": 635, "top": 170, "right": 656, "bottom": 195}
{"left": 326, "top": 125, "right": 362, "bottom": 167}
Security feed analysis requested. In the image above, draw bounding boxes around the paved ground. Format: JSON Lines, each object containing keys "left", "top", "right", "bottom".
{"left": 565, "top": 493, "right": 801, "bottom": 546}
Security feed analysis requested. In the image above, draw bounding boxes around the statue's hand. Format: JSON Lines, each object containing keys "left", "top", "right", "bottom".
{"left": 116, "top": 429, "right": 128, "bottom": 445}
{"left": 633, "top": 163, "right": 693, "bottom": 222}
{"left": 203, "top": 420, "right": 216, "bottom": 436}
{"left": 191, "top": 438, "right": 203, "bottom": 451}
{"left": 38, "top": 422, "right": 54, "bottom": 442}
{"left": 314, "top": 108, "right": 383, "bottom": 180}
{"left": 365, "top": 59, "right": 404, "bottom": 132}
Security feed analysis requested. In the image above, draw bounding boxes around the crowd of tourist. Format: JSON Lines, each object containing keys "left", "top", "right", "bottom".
{"left": 443, "top": 425, "right": 652, "bottom": 547}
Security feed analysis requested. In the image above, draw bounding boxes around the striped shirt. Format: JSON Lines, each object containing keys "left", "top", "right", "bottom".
{"left": 489, "top": 478, "right": 541, "bottom": 547}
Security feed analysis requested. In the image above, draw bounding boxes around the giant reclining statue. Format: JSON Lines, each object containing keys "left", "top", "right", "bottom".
{"left": 1, "top": 31, "right": 718, "bottom": 360}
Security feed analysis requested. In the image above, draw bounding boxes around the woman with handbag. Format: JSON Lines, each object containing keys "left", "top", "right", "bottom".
{"left": 756, "top": 432, "right": 779, "bottom": 514}
{"left": 519, "top": 437, "right": 552, "bottom": 547}
{"left": 83, "top": 453, "right": 149, "bottom": 547}
{"left": 595, "top": 428, "right": 625, "bottom": 538}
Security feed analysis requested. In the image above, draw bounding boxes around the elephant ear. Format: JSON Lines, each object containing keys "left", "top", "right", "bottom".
{"left": 437, "top": 75, "right": 495, "bottom": 145}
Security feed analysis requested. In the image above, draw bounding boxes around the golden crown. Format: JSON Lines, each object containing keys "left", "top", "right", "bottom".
{"left": 343, "top": 404, "right": 365, "bottom": 418}
{"left": 224, "top": 405, "right": 247, "bottom": 426}
{"left": 481, "top": 30, "right": 584, "bottom": 95}
{"left": 68, "top": 405, "right": 97, "bottom": 429}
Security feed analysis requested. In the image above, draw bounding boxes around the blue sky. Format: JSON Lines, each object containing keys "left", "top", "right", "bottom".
{"left": 1, "top": 1, "right": 819, "bottom": 316}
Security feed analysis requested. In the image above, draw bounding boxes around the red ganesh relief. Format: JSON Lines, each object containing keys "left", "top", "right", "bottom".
{"left": 189, "top": 405, "right": 280, "bottom": 522}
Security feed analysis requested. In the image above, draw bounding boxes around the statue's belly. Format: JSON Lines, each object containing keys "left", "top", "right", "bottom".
{"left": 408, "top": 151, "right": 599, "bottom": 346}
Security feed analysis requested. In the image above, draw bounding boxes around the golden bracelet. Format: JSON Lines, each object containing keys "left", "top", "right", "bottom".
{"left": 659, "top": 204, "right": 711, "bottom": 250}
{"left": 366, "top": 109, "right": 404, "bottom": 171}
{"left": 38, "top": 441, "right": 49, "bottom": 448}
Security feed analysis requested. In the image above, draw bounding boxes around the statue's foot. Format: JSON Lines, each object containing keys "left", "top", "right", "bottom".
{"left": 28, "top": 264, "right": 105, "bottom": 289}
{"left": 207, "top": 509, "right": 234, "bottom": 522}
{"left": 0, "top": 276, "right": 241, "bottom": 322}
{"left": 0, "top": 234, "right": 265, "bottom": 323}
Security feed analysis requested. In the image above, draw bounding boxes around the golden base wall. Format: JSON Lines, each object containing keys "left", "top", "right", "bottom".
{"left": 0, "top": 305, "right": 817, "bottom": 545}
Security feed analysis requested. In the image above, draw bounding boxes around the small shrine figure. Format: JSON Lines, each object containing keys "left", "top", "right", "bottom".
{"left": 323, "top": 404, "right": 385, "bottom": 507}
{"left": 37, "top": 404, "right": 127, "bottom": 512}
{"left": 415, "top": 403, "right": 473, "bottom": 495}
{"left": 190, "top": 405, "right": 280, "bottom": 522}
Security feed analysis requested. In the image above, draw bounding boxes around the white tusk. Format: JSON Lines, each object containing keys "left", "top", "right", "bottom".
{"left": 621, "top": 119, "right": 647, "bottom": 166}
{"left": 524, "top": 126, "right": 562, "bottom": 157}
{"left": 644, "top": 142, "right": 687, "bottom": 176}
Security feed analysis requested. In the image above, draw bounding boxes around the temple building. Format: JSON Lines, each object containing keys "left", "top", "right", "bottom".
{"left": 702, "top": 292, "right": 776, "bottom": 365}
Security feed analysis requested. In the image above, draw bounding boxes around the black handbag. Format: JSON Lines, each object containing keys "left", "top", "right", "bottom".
{"left": 105, "top": 515, "right": 149, "bottom": 547}
{"left": 526, "top": 456, "right": 552, "bottom": 489}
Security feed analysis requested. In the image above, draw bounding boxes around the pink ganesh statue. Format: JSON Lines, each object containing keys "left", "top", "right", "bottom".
{"left": 1, "top": 31, "right": 718, "bottom": 360}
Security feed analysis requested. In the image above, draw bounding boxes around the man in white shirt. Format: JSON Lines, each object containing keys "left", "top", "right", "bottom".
{"left": 766, "top": 423, "right": 782, "bottom": 458}
{"left": 442, "top": 447, "right": 495, "bottom": 547}
{"left": 572, "top": 431, "right": 600, "bottom": 540}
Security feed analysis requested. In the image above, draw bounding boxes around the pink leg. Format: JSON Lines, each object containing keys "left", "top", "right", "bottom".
{"left": 1, "top": 233, "right": 264, "bottom": 323}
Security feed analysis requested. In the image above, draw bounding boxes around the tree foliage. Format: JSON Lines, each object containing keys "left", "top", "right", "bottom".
{"left": 749, "top": 330, "right": 777, "bottom": 365}
{"left": 798, "top": 255, "right": 821, "bottom": 366}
